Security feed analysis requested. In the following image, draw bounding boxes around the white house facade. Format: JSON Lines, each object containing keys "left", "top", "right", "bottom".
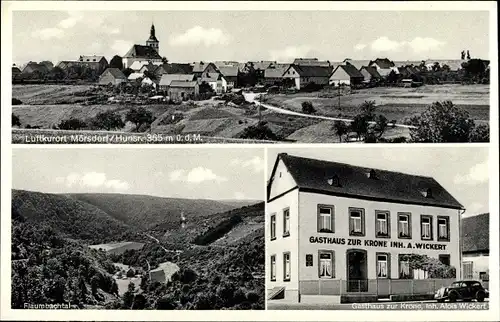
{"left": 461, "top": 213, "right": 489, "bottom": 288}
{"left": 266, "top": 153, "right": 464, "bottom": 303}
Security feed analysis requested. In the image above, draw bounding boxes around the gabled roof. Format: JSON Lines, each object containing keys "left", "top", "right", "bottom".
{"left": 199, "top": 72, "right": 222, "bottom": 82}
{"left": 333, "top": 64, "right": 364, "bottom": 78}
{"left": 22, "top": 62, "right": 50, "bottom": 74}
{"left": 160, "top": 63, "right": 194, "bottom": 74}
{"left": 129, "top": 61, "right": 149, "bottom": 71}
{"left": 128, "top": 72, "right": 144, "bottom": 80}
{"left": 192, "top": 61, "right": 216, "bottom": 73}
{"left": 462, "top": 213, "right": 489, "bottom": 254}
{"left": 159, "top": 74, "right": 195, "bottom": 86}
{"left": 169, "top": 80, "right": 198, "bottom": 88}
{"left": 268, "top": 153, "right": 464, "bottom": 209}
{"left": 361, "top": 66, "right": 382, "bottom": 78}
{"left": 293, "top": 58, "right": 330, "bottom": 67}
{"left": 424, "top": 59, "right": 466, "bottom": 71}
{"left": 79, "top": 55, "right": 106, "bottom": 63}
{"left": 370, "top": 58, "right": 395, "bottom": 69}
{"left": 265, "top": 66, "right": 288, "bottom": 78}
{"left": 251, "top": 61, "right": 276, "bottom": 70}
{"left": 12, "top": 66, "right": 22, "bottom": 74}
{"left": 214, "top": 61, "right": 240, "bottom": 68}
{"left": 285, "top": 65, "right": 331, "bottom": 78}
{"left": 344, "top": 59, "right": 371, "bottom": 70}
{"left": 124, "top": 45, "right": 161, "bottom": 59}
{"left": 102, "top": 68, "right": 127, "bottom": 80}
{"left": 217, "top": 66, "right": 239, "bottom": 77}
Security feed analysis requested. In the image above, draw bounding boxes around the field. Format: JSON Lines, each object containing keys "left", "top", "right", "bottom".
{"left": 264, "top": 84, "right": 490, "bottom": 123}
{"left": 12, "top": 83, "right": 490, "bottom": 143}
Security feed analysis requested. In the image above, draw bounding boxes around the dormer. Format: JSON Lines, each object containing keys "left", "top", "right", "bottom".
{"left": 327, "top": 174, "right": 341, "bottom": 187}
{"left": 421, "top": 188, "right": 433, "bottom": 198}
{"left": 367, "top": 169, "right": 378, "bottom": 180}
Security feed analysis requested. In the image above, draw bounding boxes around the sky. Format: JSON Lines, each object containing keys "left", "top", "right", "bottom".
{"left": 12, "top": 10, "right": 490, "bottom": 66}
{"left": 12, "top": 148, "right": 265, "bottom": 201}
{"left": 267, "top": 146, "right": 490, "bottom": 217}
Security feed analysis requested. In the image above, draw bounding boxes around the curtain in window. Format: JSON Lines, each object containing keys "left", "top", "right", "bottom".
{"left": 377, "top": 218, "right": 387, "bottom": 234}
{"left": 400, "top": 220, "right": 408, "bottom": 235}
{"left": 400, "top": 260, "right": 410, "bottom": 278}
{"left": 439, "top": 222, "right": 447, "bottom": 238}
{"left": 377, "top": 260, "right": 387, "bottom": 277}
{"left": 422, "top": 223, "right": 430, "bottom": 238}
{"left": 319, "top": 257, "right": 332, "bottom": 277}
{"left": 321, "top": 214, "right": 331, "bottom": 231}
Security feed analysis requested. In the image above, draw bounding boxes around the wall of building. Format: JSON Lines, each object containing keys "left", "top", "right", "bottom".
{"left": 297, "top": 192, "right": 461, "bottom": 282}
{"left": 463, "top": 253, "right": 489, "bottom": 282}
{"left": 99, "top": 73, "right": 125, "bottom": 86}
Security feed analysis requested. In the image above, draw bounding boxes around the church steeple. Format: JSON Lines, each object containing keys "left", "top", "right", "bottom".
{"left": 146, "top": 22, "right": 159, "bottom": 54}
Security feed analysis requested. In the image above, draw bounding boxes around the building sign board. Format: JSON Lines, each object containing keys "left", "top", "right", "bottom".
{"left": 309, "top": 236, "right": 447, "bottom": 250}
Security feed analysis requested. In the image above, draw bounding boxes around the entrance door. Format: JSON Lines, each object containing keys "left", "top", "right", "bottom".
{"left": 346, "top": 249, "right": 368, "bottom": 292}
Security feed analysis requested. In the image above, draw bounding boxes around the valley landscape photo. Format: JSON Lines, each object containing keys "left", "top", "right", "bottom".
{"left": 11, "top": 148, "right": 265, "bottom": 310}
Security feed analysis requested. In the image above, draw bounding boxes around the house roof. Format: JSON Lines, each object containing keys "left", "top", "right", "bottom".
{"left": 123, "top": 45, "right": 161, "bottom": 59}
{"left": 217, "top": 66, "right": 239, "bottom": 77}
{"left": 334, "top": 64, "right": 364, "bottom": 78}
{"left": 370, "top": 58, "right": 395, "bottom": 69}
{"left": 286, "top": 65, "right": 331, "bottom": 78}
{"left": 102, "top": 68, "right": 127, "bottom": 80}
{"left": 128, "top": 72, "right": 144, "bottom": 80}
{"left": 160, "top": 63, "right": 194, "bottom": 75}
{"left": 199, "top": 72, "right": 222, "bottom": 82}
{"left": 169, "top": 80, "right": 198, "bottom": 88}
{"left": 424, "top": 59, "right": 466, "bottom": 71}
{"left": 79, "top": 55, "right": 106, "bottom": 63}
{"left": 251, "top": 61, "right": 276, "bottom": 70}
{"left": 393, "top": 60, "right": 423, "bottom": 68}
{"left": 129, "top": 61, "right": 149, "bottom": 71}
{"left": 361, "top": 66, "right": 382, "bottom": 78}
{"left": 214, "top": 61, "right": 240, "bottom": 68}
{"left": 293, "top": 58, "right": 330, "bottom": 67}
{"left": 159, "top": 74, "right": 195, "bottom": 86}
{"left": 268, "top": 153, "right": 464, "bottom": 209}
{"left": 192, "top": 61, "right": 215, "bottom": 73}
{"left": 23, "top": 62, "right": 50, "bottom": 74}
{"left": 462, "top": 213, "right": 489, "bottom": 253}
{"left": 12, "top": 66, "right": 22, "bottom": 74}
{"left": 265, "top": 66, "right": 288, "bottom": 78}
{"left": 344, "top": 60, "right": 371, "bottom": 70}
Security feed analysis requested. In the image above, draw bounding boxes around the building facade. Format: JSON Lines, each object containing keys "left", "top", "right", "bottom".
{"left": 266, "top": 153, "right": 464, "bottom": 303}
{"left": 123, "top": 24, "right": 162, "bottom": 69}
{"left": 462, "top": 213, "right": 489, "bottom": 287}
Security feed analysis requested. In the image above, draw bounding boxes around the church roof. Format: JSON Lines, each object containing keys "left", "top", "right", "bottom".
{"left": 124, "top": 45, "right": 161, "bottom": 59}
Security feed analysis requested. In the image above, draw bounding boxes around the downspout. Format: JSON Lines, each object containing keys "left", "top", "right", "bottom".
{"left": 458, "top": 208, "right": 466, "bottom": 280}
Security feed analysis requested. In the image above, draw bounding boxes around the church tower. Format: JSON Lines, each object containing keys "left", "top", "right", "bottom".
{"left": 146, "top": 23, "right": 159, "bottom": 54}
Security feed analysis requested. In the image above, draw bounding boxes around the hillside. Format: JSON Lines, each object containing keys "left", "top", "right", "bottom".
{"left": 11, "top": 211, "right": 121, "bottom": 308}
{"left": 12, "top": 189, "right": 134, "bottom": 243}
{"left": 68, "top": 193, "right": 249, "bottom": 230}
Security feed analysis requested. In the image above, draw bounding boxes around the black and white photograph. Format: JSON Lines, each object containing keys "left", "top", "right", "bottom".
{"left": 10, "top": 148, "right": 265, "bottom": 310}
{"left": 10, "top": 9, "right": 490, "bottom": 144}
{"left": 266, "top": 147, "right": 490, "bottom": 310}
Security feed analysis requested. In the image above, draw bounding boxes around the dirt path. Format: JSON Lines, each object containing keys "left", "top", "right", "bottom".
{"left": 243, "top": 92, "right": 417, "bottom": 129}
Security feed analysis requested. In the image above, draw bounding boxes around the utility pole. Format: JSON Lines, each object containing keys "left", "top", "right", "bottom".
{"left": 338, "top": 84, "right": 341, "bottom": 110}
{"left": 258, "top": 93, "right": 262, "bottom": 123}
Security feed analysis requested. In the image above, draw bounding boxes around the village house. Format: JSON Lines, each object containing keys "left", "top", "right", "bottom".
{"left": 122, "top": 24, "right": 162, "bottom": 69}
{"left": 78, "top": 55, "right": 109, "bottom": 74}
{"left": 12, "top": 65, "right": 22, "bottom": 79}
{"left": 293, "top": 58, "right": 331, "bottom": 68}
{"left": 217, "top": 65, "right": 240, "bottom": 89}
{"left": 359, "top": 66, "right": 382, "bottom": 83}
{"left": 462, "top": 213, "right": 489, "bottom": 287}
{"left": 264, "top": 65, "right": 289, "bottom": 86}
{"left": 198, "top": 72, "right": 227, "bottom": 94}
{"left": 168, "top": 81, "right": 199, "bottom": 101}
{"left": 22, "top": 61, "right": 50, "bottom": 75}
{"left": 329, "top": 64, "right": 364, "bottom": 86}
{"left": 150, "top": 262, "right": 180, "bottom": 284}
{"left": 282, "top": 65, "right": 331, "bottom": 90}
{"left": 154, "top": 63, "right": 194, "bottom": 76}
{"left": 191, "top": 61, "right": 218, "bottom": 78}
{"left": 342, "top": 59, "right": 371, "bottom": 71}
{"left": 158, "top": 74, "right": 195, "bottom": 92}
{"left": 98, "top": 68, "right": 128, "bottom": 86}
{"left": 368, "top": 58, "right": 398, "bottom": 77}
{"left": 267, "top": 153, "right": 463, "bottom": 303}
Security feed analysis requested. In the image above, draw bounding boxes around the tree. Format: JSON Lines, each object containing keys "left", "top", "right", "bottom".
{"left": 12, "top": 113, "right": 21, "bottom": 127}
{"left": 467, "top": 50, "right": 471, "bottom": 60}
{"left": 461, "top": 50, "right": 466, "bottom": 60}
{"left": 122, "top": 281, "right": 135, "bottom": 309}
{"left": 122, "top": 68, "right": 134, "bottom": 78}
{"left": 350, "top": 114, "right": 370, "bottom": 141}
{"left": 49, "top": 66, "right": 66, "bottom": 81}
{"left": 199, "top": 81, "right": 214, "bottom": 94}
{"left": 12, "top": 98, "right": 23, "bottom": 105}
{"left": 125, "top": 107, "right": 154, "bottom": 132}
{"left": 469, "top": 123, "right": 490, "bottom": 142}
{"left": 359, "top": 100, "right": 377, "bottom": 119}
{"left": 91, "top": 110, "right": 125, "bottom": 131}
{"left": 109, "top": 55, "right": 123, "bottom": 70}
{"left": 162, "top": 57, "right": 169, "bottom": 64}
{"left": 126, "top": 268, "right": 135, "bottom": 278}
{"left": 239, "top": 121, "right": 279, "bottom": 141}
{"left": 332, "top": 121, "right": 349, "bottom": 142}
{"left": 58, "top": 118, "right": 87, "bottom": 130}
{"left": 406, "top": 101, "right": 476, "bottom": 142}
{"left": 386, "top": 70, "right": 399, "bottom": 84}
{"left": 372, "top": 114, "right": 389, "bottom": 139}
{"left": 301, "top": 101, "right": 316, "bottom": 114}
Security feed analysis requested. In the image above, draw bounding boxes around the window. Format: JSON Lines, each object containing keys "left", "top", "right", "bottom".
{"left": 270, "top": 255, "right": 276, "bottom": 281}
{"left": 306, "top": 254, "right": 313, "bottom": 267}
{"left": 479, "top": 272, "right": 489, "bottom": 281}
{"left": 317, "top": 205, "right": 334, "bottom": 233}
{"left": 283, "top": 208, "right": 290, "bottom": 237}
{"left": 270, "top": 214, "right": 276, "bottom": 240}
{"left": 463, "top": 261, "right": 473, "bottom": 279}
{"left": 376, "top": 211, "right": 390, "bottom": 238}
{"left": 438, "top": 254, "right": 450, "bottom": 266}
{"left": 437, "top": 216, "right": 450, "bottom": 241}
{"left": 349, "top": 208, "right": 365, "bottom": 236}
{"left": 420, "top": 215, "right": 433, "bottom": 240}
{"left": 283, "top": 252, "right": 291, "bottom": 281}
{"left": 318, "top": 250, "right": 334, "bottom": 278}
{"left": 398, "top": 213, "right": 411, "bottom": 238}
{"left": 399, "top": 255, "right": 413, "bottom": 279}
{"left": 377, "top": 253, "right": 390, "bottom": 278}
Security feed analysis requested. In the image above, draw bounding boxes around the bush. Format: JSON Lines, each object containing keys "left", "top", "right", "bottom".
{"left": 126, "top": 268, "right": 135, "bottom": 278}
{"left": 301, "top": 101, "right": 316, "bottom": 114}
{"left": 12, "top": 113, "right": 21, "bottom": 127}
{"left": 58, "top": 118, "right": 87, "bottom": 130}
{"left": 12, "top": 98, "right": 23, "bottom": 105}
{"left": 239, "top": 122, "right": 279, "bottom": 141}
{"left": 469, "top": 123, "right": 489, "bottom": 142}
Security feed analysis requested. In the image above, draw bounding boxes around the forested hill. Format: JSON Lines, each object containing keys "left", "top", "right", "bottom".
{"left": 68, "top": 193, "right": 251, "bottom": 230}
{"left": 12, "top": 189, "right": 133, "bottom": 244}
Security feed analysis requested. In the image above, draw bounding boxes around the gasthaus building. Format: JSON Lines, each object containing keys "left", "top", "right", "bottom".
{"left": 266, "top": 154, "right": 464, "bottom": 303}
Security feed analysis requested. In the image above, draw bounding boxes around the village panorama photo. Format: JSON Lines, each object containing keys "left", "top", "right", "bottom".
{"left": 265, "top": 146, "right": 491, "bottom": 310}
{"left": 10, "top": 9, "right": 491, "bottom": 144}
{"left": 10, "top": 148, "right": 265, "bottom": 310}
